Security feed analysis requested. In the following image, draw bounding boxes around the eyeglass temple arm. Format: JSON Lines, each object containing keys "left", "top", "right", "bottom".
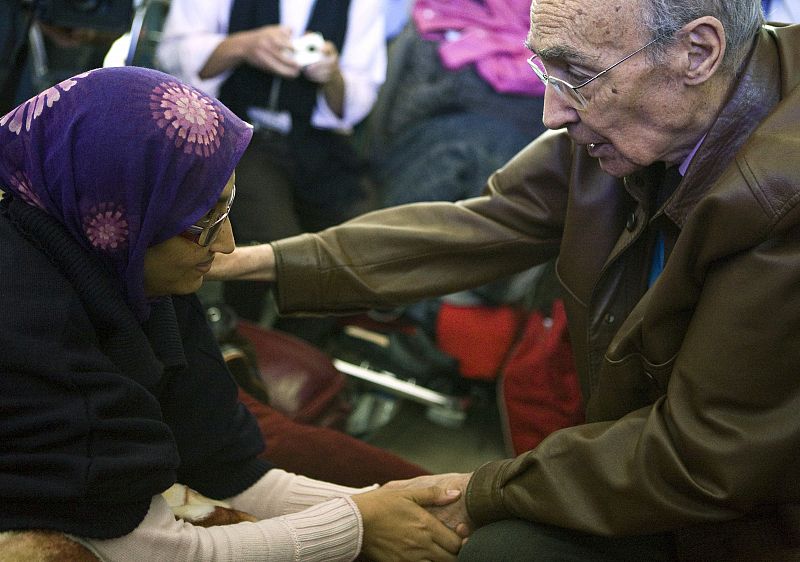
{"left": 574, "top": 37, "right": 660, "bottom": 90}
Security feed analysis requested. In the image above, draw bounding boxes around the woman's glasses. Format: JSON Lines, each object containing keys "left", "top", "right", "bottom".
{"left": 179, "top": 184, "right": 236, "bottom": 247}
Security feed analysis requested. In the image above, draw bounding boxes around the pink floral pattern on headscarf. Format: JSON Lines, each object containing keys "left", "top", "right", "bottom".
{"left": 7, "top": 170, "right": 43, "bottom": 209}
{"left": 83, "top": 202, "right": 129, "bottom": 252}
{"left": 150, "top": 81, "right": 225, "bottom": 157}
{"left": 0, "top": 67, "right": 252, "bottom": 321}
{"left": 0, "top": 70, "right": 95, "bottom": 135}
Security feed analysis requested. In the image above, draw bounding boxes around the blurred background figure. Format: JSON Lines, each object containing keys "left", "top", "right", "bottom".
{"left": 369, "top": 0, "right": 546, "bottom": 210}
{"left": 0, "top": 0, "right": 133, "bottom": 114}
{"left": 355, "top": 0, "right": 556, "bottom": 375}
{"left": 157, "top": 0, "right": 387, "bottom": 337}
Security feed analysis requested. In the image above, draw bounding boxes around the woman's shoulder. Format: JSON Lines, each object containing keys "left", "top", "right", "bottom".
{"left": 0, "top": 210, "right": 82, "bottom": 332}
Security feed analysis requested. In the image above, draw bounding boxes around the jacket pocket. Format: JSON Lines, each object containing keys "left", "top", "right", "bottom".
{"left": 638, "top": 353, "right": 677, "bottom": 395}
{"left": 590, "top": 352, "right": 677, "bottom": 419}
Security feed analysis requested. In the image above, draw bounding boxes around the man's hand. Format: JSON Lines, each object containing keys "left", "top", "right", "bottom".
{"left": 207, "top": 244, "right": 276, "bottom": 281}
{"left": 239, "top": 24, "right": 300, "bottom": 78}
{"left": 383, "top": 473, "right": 474, "bottom": 538}
{"left": 352, "top": 486, "right": 464, "bottom": 562}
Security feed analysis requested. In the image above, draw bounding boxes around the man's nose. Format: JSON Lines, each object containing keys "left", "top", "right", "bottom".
{"left": 541, "top": 85, "right": 580, "bottom": 130}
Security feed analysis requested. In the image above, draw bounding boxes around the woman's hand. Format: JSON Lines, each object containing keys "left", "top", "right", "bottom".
{"left": 352, "top": 486, "right": 464, "bottom": 562}
{"left": 383, "top": 473, "right": 475, "bottom": 538}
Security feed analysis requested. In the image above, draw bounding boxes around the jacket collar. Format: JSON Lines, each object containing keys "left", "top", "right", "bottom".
{"left": 624, "top": 26, "right": 782, "bottom": 227}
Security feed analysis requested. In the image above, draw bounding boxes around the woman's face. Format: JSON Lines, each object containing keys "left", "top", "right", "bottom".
{"left": 143, "top": 174, "right": 236, "bottom": 297}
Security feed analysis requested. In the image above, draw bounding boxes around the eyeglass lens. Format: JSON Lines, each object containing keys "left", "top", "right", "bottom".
{"left": 182, "top": 184, "right": 236, "bottom": 247}
{"left": 528, "top": 57, "right": 587, "bottom": 110}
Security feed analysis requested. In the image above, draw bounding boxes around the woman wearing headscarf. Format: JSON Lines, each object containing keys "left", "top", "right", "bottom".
{"left": 0, "top": 67, "right": 462, "bottom": 561}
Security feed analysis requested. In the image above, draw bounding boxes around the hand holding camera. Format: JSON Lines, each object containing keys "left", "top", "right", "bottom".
{"left": 294, "top": 33, "right": 340, "bottom": 86}
{"left": 292, "top": 32, "right": 325, "bottom": 67}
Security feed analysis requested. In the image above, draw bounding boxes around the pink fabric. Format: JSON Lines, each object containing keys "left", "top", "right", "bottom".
{"left": 412, "top": 0, "right": 545, "bottom": 97}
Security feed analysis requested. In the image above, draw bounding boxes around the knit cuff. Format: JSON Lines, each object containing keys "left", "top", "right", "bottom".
{"left": 278, "top": 497, "right": 363, "bottom": 562}
{"left": 283, "top": 475, "right": 377, "bottom": 514}
{"left": 227, "top": 468, "right": 377, "bottom": 520}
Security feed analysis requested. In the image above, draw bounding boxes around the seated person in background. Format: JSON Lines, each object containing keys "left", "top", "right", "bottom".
{"left": 209, "top": 0, "right": 800, "bottom": 559}
{"left": 0, "top": 66, "right": 461, "bottom": 562}
{"left": 369, "top": 0, "right": 547, "bottom": 208}
{"left": 365, "top": 0, "right": 552, "bottom": 336}
{"left": 157, "top": 0, "right": 387, "bottom": 328}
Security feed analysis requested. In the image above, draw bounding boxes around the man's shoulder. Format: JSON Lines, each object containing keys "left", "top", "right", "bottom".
{"left": 769, "top": 24, "right": 800, "bottom": 92}
{"left": 733, "top": 83, "right": 800, "bottom": 225}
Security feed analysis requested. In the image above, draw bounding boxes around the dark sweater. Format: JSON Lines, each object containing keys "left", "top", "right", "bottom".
{"left": 0, "top": 196, "right": 271, "bottom": 539}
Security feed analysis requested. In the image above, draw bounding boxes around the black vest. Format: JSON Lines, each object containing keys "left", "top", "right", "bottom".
{"left": 219, "top": 0, "right": 351, "bottom": 136}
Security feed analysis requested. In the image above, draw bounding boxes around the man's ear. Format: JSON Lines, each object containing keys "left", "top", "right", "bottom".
{"left": 678, "top": 16, "right": 726, "bottom": 85}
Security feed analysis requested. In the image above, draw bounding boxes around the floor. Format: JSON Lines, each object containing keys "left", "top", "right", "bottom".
{"left": 355, "top": 384, "right": 509, "bottom": 474}
{"left": 199, "top": 281, "right": 510, "bottom": 474}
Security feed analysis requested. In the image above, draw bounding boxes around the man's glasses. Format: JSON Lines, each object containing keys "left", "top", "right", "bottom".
{"left": 527, "top": 36, "right": 660, "bottom": 110}
{"left": 180, "top": 184, "right": 236, "bottom": 247}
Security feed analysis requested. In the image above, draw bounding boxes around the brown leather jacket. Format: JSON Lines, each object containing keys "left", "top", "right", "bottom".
{"left": 273, "top": 25, "right": 800, "bottom": 559}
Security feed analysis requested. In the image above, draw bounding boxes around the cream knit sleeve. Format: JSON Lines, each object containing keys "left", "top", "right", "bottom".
{"left": 72, "top": 490, "right": 364, "bottom": 561}
{"left": 226, "top": 468, "right": 378, "bottom": 519}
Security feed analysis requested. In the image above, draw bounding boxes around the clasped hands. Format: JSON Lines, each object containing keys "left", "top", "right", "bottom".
{"left": 383, "top": 473, "right": 474, "bottom": 538}
{"left": 352, "top": 472, "right": 473, "bottom": 562}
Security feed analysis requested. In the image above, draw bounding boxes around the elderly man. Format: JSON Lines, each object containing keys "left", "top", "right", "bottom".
{"left": 211, "top": 0, "right": 800, "bottom": 559}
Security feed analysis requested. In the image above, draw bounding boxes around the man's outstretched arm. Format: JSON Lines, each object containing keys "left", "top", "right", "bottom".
{"left": 208, "top": 244, "right": 276, "bottom": 282}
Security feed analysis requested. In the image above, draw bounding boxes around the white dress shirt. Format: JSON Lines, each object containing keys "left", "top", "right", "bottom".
{"left": 157, "top": 0, "right": 386, "bottom": 131}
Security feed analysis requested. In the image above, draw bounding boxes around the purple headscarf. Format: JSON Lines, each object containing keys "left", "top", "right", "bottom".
{"left": 0, "top": 67, "right": 252, "bottom": 320}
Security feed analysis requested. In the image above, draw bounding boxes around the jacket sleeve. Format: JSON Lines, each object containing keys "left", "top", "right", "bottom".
{"left": 271, "top": 129, "right": 574, "bottom": 315}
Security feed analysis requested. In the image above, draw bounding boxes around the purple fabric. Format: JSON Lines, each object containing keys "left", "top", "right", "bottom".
{"left": 0, "top": 67, "right": 252, "bottom": 320}
{"left": 413, "top": 0, "right": 545, "bottom": 97}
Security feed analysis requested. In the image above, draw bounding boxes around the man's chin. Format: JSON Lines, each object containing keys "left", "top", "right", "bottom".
{"left": 595, "top": 153, "right": 641, "bottom": 178}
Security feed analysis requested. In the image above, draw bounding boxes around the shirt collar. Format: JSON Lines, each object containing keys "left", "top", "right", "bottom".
{"left": 678, "top": 134, "right": 707, "bottom": 177}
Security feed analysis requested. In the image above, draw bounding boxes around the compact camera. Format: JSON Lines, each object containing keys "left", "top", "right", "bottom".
{"left": 292, "top": 32, "right": 324, "bottom": 67}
